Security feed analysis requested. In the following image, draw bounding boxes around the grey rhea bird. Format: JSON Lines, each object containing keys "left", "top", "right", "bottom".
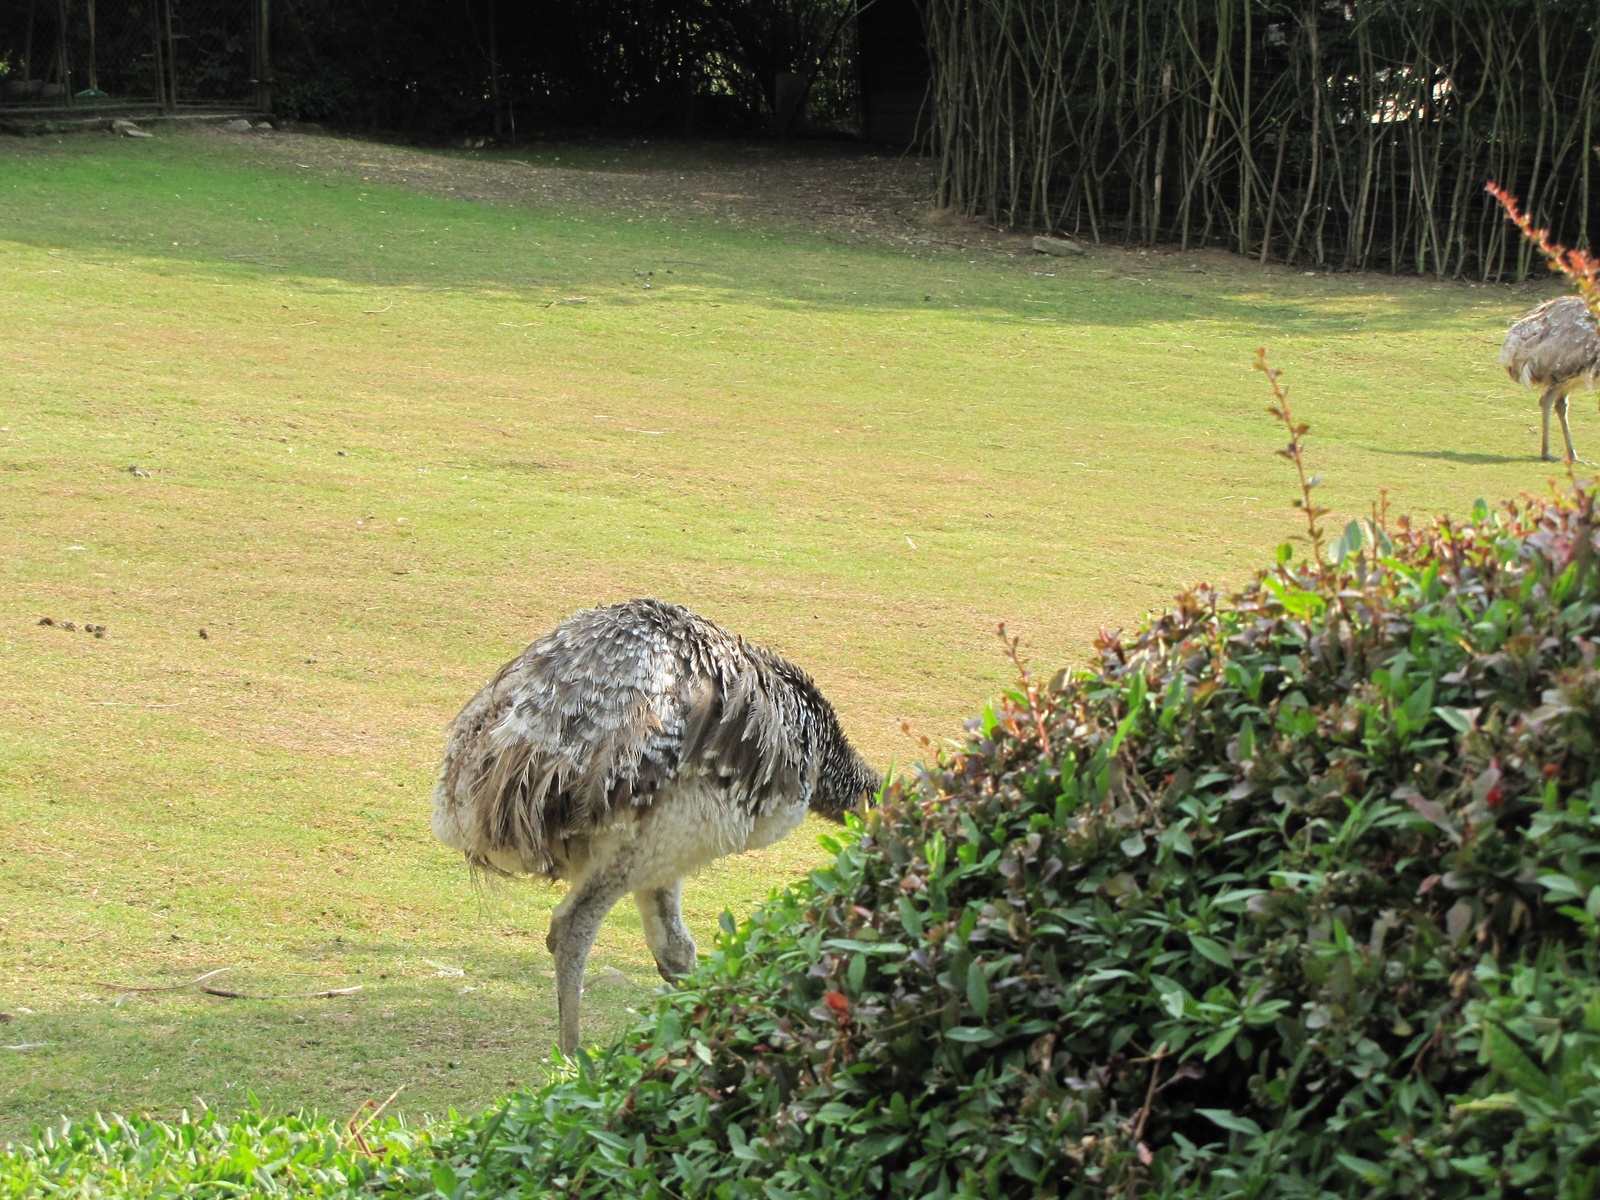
{"left": 1500, "top": 294, "right": 1600, "bottom": 464}
{"left": 431, "top": 597, "right": 881, "bottom": 1056}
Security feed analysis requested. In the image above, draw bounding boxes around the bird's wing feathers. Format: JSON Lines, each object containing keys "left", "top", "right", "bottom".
{"left": 683, "top": 658, "right": 806, "bottom": 802}
{"left": 1502, "top": 296, "right": 1600, "bottom": 388}
{"left": 451, "top": 600, "right": 812, "bottom": 877}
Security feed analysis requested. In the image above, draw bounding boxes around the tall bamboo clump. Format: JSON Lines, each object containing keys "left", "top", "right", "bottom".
{"left": 923, "top": 0, "right": 1600, "bottom": 279}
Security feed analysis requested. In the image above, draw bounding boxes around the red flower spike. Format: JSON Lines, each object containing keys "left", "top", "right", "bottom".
{"left": 1486, "top": 182, "right": 1600, "bottom": 319}
{"left": 823, "top": 991, "right": 851, "bottom": 1018}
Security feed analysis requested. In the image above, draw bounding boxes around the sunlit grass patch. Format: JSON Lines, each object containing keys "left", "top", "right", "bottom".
{"left": 0, "top": 127, "right": 1563, "bottom": 1138}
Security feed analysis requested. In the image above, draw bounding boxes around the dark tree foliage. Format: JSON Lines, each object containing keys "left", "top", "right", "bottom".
{"left": 380, "top": 481, "right": 1600, "bottom": 1198}
{"left": 268, "top": 0, "right": 698, "bottom": 135}
{"left": 263, "top": 0, "right": 855, "bottom": 137}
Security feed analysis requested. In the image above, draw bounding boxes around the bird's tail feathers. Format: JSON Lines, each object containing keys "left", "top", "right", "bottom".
{"left": 471, "top": 730, "right": 566, "bottom": 876}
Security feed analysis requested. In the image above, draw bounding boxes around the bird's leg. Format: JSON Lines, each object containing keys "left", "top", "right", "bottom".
{"left": 635, "top": 880, "right": 697, "bottom": 982}
{"left": 1542, "top": 387, "right": 1560, "bottom": 462}
{"left": 1556, "top": 394, "right": 1593, "bottom": 465}
{"left": 546, "top": 863, "right": 629, "bottom": 1057}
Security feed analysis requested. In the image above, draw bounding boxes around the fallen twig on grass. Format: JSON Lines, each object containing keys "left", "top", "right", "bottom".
{"left": 363, "top": 300, "right": 393, "bottom": 313}
{"left": 347, "top": 1082, "right": 407, "bottom": 1154}
{"left": 87, "top": 701, "right": 183, "bottom": 708}
{"left": 278, "top": 971, "right": 354, "bottom": 978}
{"left": 94, "top": 967, "right": 232, "bottom": 992}
{"left": 202, "top": 984, "right": 363, "bottom": 1000}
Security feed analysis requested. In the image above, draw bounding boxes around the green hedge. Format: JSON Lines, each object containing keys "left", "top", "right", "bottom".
{"left": 399, "top": 483, "right": 1600, "bottom": 1199}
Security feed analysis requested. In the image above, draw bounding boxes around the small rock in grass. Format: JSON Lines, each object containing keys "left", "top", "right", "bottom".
{"left": 58, "top": 620, "right": 77, "bottom": 632}
{"left": 199, "top": 628, "right": 208, "bottom": 639}
{"left": 223, "top": 118, "right": 253, "bottom": 133}
{"left": 37, "top": 617, "right": 54, "bottom": 626}
{"left": 1032, "top": 235, "right": 1085, "bottom": 257}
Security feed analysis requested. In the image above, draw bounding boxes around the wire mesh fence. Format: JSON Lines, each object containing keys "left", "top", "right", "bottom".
{"left": 0, "top": 0, "right": 264, "bottom": 112}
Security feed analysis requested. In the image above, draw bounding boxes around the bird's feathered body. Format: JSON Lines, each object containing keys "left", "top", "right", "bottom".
{"left": 1500, "top": 295, "right": 1600, "bottom": 462}
{"left": 431, "top": 598, "right": 878, "bottom": 1054}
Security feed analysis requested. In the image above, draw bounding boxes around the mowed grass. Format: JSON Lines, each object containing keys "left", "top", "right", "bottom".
{"left": 0, "top": 129, "right": 1572, "bottom": 1139}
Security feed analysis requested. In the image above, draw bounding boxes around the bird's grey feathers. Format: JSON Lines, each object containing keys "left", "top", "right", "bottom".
{"left": 1501, "top": 295, "right": 1600, "bottom": 392}
{"left": 434, "top": 599, "right": 877, "bottom": 879}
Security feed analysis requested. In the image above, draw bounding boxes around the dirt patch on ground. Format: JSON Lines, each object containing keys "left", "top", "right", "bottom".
{"left": 216, "top": 126, "right": 1033, "bottom": 256}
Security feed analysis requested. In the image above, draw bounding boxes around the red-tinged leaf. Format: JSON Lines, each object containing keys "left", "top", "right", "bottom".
{"left": 1399, "top": 791, "right": 1461, "bottom": 843}
{"left": 823, "top": 991, "right": 851, "bottom": 1017}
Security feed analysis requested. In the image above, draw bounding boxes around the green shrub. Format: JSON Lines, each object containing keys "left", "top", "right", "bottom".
{"left": 392, "top": 481, "right": 1600, "bottom": 1200}
{"left": 0, "top": 1105, "right": 425, "bottom": 1198}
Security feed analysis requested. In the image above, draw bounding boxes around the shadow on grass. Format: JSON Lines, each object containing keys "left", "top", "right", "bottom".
{"left": 0, "top": 132, "right": 1510, "bottom": 338}
{"left": 1359, "top": 446, "right": 1535, "bottom": 466}
{"left": 0, "top": 945, "right": 653, "bottom": 1139}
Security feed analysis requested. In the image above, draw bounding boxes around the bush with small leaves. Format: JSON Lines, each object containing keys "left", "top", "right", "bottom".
{"left": 383, "top": 480, "right": 1600, "bottom": 1200}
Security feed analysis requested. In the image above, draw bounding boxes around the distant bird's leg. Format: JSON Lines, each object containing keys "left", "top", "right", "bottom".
{"left": 1542, "top": 387, "right": 1560, "bottom": 462}
{"left": 1555, "top": 392, "right": 1590, "bottom": 464}
{"left": 546, "top": 859, "right": 630, "bottom": 1056}
{"left": 635, "top": 879, "right": 697, "bottom": 982}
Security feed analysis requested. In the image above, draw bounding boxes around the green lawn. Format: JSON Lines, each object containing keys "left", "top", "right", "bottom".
{"left": 0, "top": 127, "right": 1572, "bottom": 1140}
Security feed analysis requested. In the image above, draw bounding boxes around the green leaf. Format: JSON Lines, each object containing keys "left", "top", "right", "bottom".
{"left": 1197, "top": 1109, "right": 1262, "bottom": 1137}
{"left": 944, "top": 1026, "right": 1001, "bottom": 1045}
{"left": 1202, "top": 1026, "right": 1240, "bottom": 1060}
{"left": 1335, "top": 1154, "right": 1390, "bottom": 1184}
{"left": 1454, "top": 1093, "right": 1521, "bottom": 1112}
{"left": 1402, "top": 678, "right": 1435, "bottom": 725}
{"left": 966, "top": 963, "right": 990, "bottom": 1019}
{"left": 430, "top": 1161, "right": 459, "bottom": 1195}
{"left": 897, "top": 897, "right": 924, "bottom": 937}
{"left": 824, "top": 939, "right": 907, "bottom": 955}
{"left": 1189, "top": 934, "right": 1235, "bottom": 969}
{"left": 1483, "top": 1024, "right": 1557, "bottom": 1101}
{"left": 1538, "top": 874, "right": 1585, "bottom": 903}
